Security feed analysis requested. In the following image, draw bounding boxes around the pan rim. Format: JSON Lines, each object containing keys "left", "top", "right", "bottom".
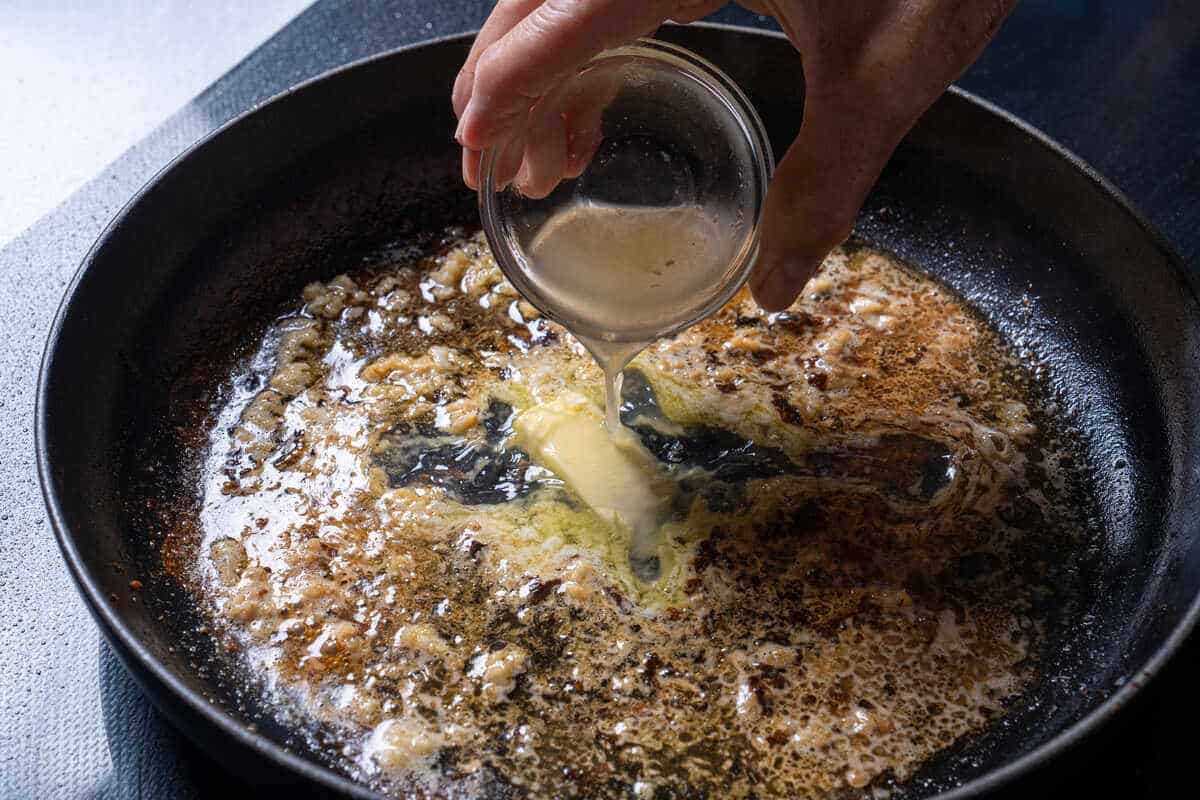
{"left": 34, "top": 22, "right": 1199, "bottom": 800}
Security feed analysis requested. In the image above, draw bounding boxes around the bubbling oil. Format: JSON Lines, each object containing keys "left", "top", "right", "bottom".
{"left": 171, "top": 231, "right": 1092, "bottom": 800}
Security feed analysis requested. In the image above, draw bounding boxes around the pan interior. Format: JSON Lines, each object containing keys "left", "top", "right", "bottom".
{"left": 38, "top": 28, "right": 1200, "bottom": 799}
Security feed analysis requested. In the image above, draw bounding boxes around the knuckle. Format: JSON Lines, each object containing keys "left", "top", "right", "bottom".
{"left": 473, "top": 47, "right": 508, "bottom": 95}
{"left": 528, "top": 0, "right": 575, "bottom": 36}
{"left": 475, "top": 47, "right": 542, "bottom": 108}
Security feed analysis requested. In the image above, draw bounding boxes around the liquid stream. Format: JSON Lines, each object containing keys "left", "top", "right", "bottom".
{"left": 528, "top": 203, "right": 738, "bottom": 577}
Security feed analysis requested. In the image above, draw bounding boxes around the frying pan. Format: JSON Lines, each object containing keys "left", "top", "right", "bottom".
{"left": 36, "top": 24, "right": 1200, "bottom": 799}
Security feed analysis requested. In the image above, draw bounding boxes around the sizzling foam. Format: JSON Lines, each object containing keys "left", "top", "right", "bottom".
{"left": 171, "top": 230, "right": 1088, "bottom": 798}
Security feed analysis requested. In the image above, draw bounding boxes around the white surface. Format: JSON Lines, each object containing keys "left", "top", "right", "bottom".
{"left": 0, "top": 0, "right": 311, "bottom": 245}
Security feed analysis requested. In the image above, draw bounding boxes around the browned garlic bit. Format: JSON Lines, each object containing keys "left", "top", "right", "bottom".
{"left": 171, "top": 229, "right": 1086, "bottom": 798}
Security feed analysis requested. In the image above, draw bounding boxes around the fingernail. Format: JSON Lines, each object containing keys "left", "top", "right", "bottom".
{"left": 750, "top": 260, "right": 797, "bottom": 312}
{"left": 456, "top": 102, "right": 475, "bottom": 144}
{"left": 749, "top": 257, "right": 779, "bottom": 305}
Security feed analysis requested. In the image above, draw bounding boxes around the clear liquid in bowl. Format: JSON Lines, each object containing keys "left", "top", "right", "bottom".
{"left": 527, "top": 200, "right": 737, "bottom": 432}
{"left": 527, "top": 202, "right": 731, "bottom": 340}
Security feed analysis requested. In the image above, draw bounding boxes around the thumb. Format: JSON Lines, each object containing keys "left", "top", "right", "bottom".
{"left": 750, "top": 93, "right": 904, "bottom": 312}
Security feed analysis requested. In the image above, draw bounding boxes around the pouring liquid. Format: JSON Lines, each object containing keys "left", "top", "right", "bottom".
{"left": 527, "top": 202, "right": 730, "bottom": 429}
{"left": 578, "top": 339, "right": 644, "bottom": 433}
{"left": 525, "top": 202, "right": 733, "bottom": 581}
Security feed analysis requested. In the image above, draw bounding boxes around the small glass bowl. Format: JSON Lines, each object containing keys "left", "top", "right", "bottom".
{"left": 479, "top": 38, "right": 774, "bottom": 344}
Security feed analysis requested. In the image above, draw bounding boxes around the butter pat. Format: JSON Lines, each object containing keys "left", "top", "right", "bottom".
{"left": 512, "top": 392, "right": 670, "bottom": 571}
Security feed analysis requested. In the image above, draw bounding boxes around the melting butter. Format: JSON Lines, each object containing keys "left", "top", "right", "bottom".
{"left": 512, "top": 392, "right": 672, "bottom": 578}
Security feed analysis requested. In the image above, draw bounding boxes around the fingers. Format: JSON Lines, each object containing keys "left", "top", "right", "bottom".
{"left": 456, "top": 0, "right": 683, "bottom": 152}
{"left": 515, "top": 96, "right": 569, "bottom": 198}
{"left": 750, "top": 93, "right": 901, "bottom": 312}
{"left": 562, "top": 112, "right": 605, "bottom": 180}
{"left": 455, "top": 0, "right": 726, "bottom": 194}
{"left": 465, "top": 130, "right": 530, "bottom": 191}
{"left": 561, "top": 68, "right": 621, "bottom": 180}
{"left": 468, "top": 64, "right": 617, "bottom": 194}
{"left": 456, "top": 0, "right": 545, "bottom": 188}
{"left": 748, "top": 0, "right": 1018, "bottom": 312}
{"left": 491, "top": 135, "right": 527, "bottom": 191}
{"left": 462, "top": 147, "right": 483, "bottom": 191}
{"left": 453, "top": 0, "right": 543, "bottom": 119}
{"left": 459, "top": 0, "right": 689, "bottom": 195}
{"left": 564, "top": 120, "right": 603, "bottom": 180}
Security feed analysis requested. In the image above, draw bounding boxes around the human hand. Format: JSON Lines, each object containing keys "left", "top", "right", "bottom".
{"left": 453, "top": 1, "right": 1015, "bottom": 311}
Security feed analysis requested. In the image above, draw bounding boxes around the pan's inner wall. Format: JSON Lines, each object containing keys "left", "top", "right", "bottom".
{"left": 856, "top": 111, "right": 1200, "bottom": 793}
{"left": 40, "top": 28, "right": 1200, "bottom": 797}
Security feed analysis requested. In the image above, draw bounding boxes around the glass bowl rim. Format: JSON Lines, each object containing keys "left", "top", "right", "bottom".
{"left": 478, "top": 36, "right": 776, "bottom": 344}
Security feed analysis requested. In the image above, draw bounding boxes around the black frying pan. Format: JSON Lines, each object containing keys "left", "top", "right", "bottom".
{"left": 36, "top": 25, "right": 1200, "bottom": 799}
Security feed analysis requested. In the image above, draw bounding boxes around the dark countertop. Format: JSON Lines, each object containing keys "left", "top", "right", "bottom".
{"left": 1, "top": 1, "right": 1197, "bottom": 797}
